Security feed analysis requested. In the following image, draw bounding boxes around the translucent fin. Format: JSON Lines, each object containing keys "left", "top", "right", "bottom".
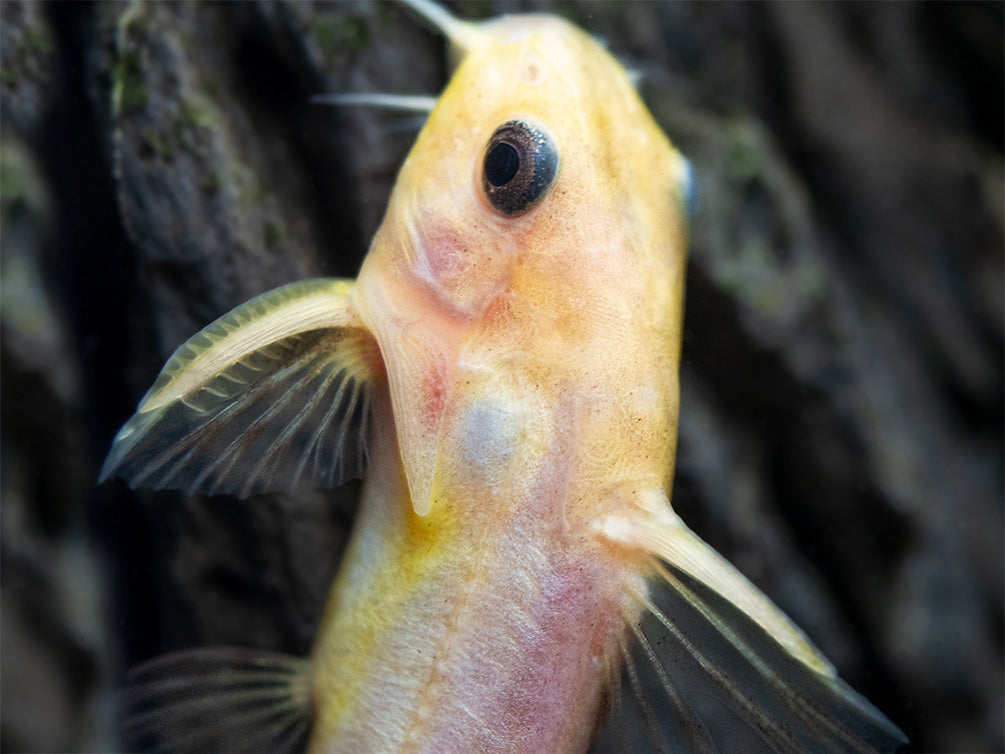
{"left": 596, "top": 496, "right": 836, "bottom": 676}
{"left": 99, "top": 278, "right": 382, "bottom": 497}
{"left": 122, "top": 647, "right": 313, "bottom": 754}
{"left": 595, "top": 496, "right": 908, "bottom": 753}
{"left": 592, "top": 627, "right": 718, "bottom": 754}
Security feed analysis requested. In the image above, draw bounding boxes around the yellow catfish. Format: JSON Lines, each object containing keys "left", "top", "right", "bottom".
{"left": 102, "top": 2, "right": 907, "bottom": 752}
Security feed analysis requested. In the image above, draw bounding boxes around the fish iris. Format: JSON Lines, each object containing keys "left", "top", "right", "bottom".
{"left": 481, "top": 119, "right": 557, "bottom": 217}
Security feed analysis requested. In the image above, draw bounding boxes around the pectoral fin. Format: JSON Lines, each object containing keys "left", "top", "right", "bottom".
{"left": 595, "top": 492, "right": 908, "bottom": 753}
{"left": 100, "top": 279, "right": 382, "bottom": 497}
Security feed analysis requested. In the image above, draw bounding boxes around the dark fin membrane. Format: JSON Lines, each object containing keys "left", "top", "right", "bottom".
{"left": 100, "top": 279, "right": 382, "bottom": 497}
{"left": 122, "top": 647, "right": 313, "bottom": 754}
{"left": 594, "top": 563, "right": 908, "bottom": 753}
{"left": 591, "top": 628, "right": 718, "bottom": 754}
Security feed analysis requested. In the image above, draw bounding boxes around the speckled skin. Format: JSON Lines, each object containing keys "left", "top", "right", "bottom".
{"left": 307, "top": 12, "right": 689, "bottom": 753}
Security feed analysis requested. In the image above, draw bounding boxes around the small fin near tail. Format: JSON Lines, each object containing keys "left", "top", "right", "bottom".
{"left": 122, "top": 647, "right": 313, "bottom": 754}
{"left": 593, "top": 492, "right": 908, "bottom": 753}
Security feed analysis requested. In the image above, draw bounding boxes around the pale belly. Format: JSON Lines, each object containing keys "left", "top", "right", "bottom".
{"left": 307, "top": 392, "right": 631, "bottom": 753}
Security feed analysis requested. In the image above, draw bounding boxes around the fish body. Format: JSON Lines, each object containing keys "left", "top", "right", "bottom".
{"left": 102, "top": 4, "right": 907, "bottom": 753}
{"left": 309, "top": 13, "right": 685, "bottom": 751}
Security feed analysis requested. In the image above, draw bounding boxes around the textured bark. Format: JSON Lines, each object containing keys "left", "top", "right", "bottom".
{"left": 1, "top": 1, "right": 1001, "bottom": 752}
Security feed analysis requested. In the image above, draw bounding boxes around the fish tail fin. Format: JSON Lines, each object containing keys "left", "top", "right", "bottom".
{"left": 593, "top": 492, "right": 908, "bottom": 753}
{"left": 121, "top": 647, "right": 313, "bottom": 754}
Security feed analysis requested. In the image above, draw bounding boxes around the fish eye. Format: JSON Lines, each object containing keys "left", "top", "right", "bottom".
{"left": 481, "top": 120, "right": 558, "bottom": 217}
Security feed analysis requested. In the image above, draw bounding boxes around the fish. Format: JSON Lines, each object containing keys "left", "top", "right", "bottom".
{"left": 100, "top": 1, "right": 908, "bottom": 752}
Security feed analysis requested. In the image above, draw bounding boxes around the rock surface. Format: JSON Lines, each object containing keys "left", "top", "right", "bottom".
{"left": 1, "top": 1, "right": 1001, "bottom": 751}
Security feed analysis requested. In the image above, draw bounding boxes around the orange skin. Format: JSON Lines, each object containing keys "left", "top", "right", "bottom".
{"left": 309, "top": 13, "right": 690, "bottom": 753}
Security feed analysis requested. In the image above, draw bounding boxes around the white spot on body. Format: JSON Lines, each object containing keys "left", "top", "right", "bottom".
{"left": 460, "top": 399, "right": 517, "bottom": 483}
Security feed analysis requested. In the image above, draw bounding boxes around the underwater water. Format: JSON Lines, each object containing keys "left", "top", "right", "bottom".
{"left": 1, "top": 2, "right": 1002, "bottom": 752}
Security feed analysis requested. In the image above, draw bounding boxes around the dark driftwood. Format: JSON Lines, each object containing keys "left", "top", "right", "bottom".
{"left": 1, "top": 2, "right": 1001, "bottom": 752}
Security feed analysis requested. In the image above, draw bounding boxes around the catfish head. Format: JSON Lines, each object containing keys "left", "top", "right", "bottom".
{"left": 353, "top": 12, "right": 693, "bottom": 518}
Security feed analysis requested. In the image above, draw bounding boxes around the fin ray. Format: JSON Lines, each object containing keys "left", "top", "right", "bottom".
{"left": 621, "top": 630, "right": 671, "bottom": 753}
{"left": 630, "top": 616, "right": 718, "bottom": 753}
{"left": 100, "top": 279, "right": 381, "bottom": 497}
{"left": 597, "top": 496, "right": 908, "bottom": 752}
{"left": 122, "top": 647, "right": 313, "bottom": 754}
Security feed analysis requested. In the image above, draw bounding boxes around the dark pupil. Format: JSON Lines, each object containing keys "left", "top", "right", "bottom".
{"left": 484, "top": 142, "right": 520, "bottom": 188}
{"left": 481, "top": 120, "right": 557, "bottom": 217}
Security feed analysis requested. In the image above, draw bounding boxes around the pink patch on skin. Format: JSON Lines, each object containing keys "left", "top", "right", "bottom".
{"left": 421, "top": 223, "right": 469, "bottom": 282}
{"left": 502, "top": 553, "right": 619, "bottom": 743}
{"left": 411, "top": 533, "right": 624, "bottom": 751}
{"left": 421, "top": 357, "right": 449, "bottom": 432}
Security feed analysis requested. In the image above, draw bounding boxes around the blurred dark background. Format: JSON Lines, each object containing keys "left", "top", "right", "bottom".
{"left": 1, "top": 1, "right": 1001, "bottom": 751}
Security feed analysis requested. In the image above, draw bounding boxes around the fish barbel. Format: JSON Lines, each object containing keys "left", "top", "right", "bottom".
{"left": 102, "top": 2, "right": 907, "bottom": 752}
